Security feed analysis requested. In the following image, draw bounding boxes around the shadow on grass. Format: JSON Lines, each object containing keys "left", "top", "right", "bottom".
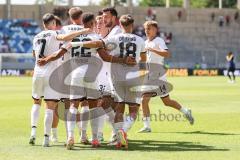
{"left": 50, "top": 140, "right": 229, "bottom": 152}
{"left": 158, "top": 131, "right": 240, "bottom": 136}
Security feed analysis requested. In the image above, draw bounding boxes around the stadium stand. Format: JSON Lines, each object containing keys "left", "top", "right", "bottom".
{"left": 0, "top": 6, "right": 239, "bottom": 69}
{"left": 0, "top": 19, "right": 41, "bottom": 53}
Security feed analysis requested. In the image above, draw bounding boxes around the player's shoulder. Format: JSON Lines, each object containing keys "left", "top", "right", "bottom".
{"left": 133, "top": 34, "right": 145, "bottom": 44}
{"left": 88, "top": 32, "right": 101, "bottom": 39}
{"left": 34, "top": 30, "right": 56, "bottom": 39}
{"left": 112, "top": 25, "right": 122, "bottom": 33}
{"left": 154, "top": 37, "right": 165, "bottom": 43}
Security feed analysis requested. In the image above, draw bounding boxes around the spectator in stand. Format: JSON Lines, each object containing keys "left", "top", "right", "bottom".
{"left": 152, "top": 10, "right": 157, "bottom": 21}
{"left": 211, "top": 12, "right": 215, "bottom": 22}
{"left": 1, "top": 34, "right": 10, "bottom": 53}
{"left": 166, "top": 32, "right": 172, "bottom": 45}
{"left": 234, "top": 11, "right": 239, "bottom": 21}
{"left": 145, "top": 8, "right": 157, "bottom": 21}
{"left": 225, "top": 15, "right": 231, "bottom": 26}
{"left": 177, "top": 11, "right": 182, "bottom": 20}
{"left": 219, "top": 16, "right": 224, "bottom": 27}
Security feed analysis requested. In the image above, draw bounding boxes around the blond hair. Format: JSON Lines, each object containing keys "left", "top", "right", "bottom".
{"left": 143, "top": 20, "right": 158, "bottom": 29}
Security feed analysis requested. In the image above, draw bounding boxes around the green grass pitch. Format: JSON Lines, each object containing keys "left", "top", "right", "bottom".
{"left": 0, "top": 76, "right": 239, "bottom": 160}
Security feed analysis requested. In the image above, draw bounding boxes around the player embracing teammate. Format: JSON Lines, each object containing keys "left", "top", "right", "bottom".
{"left": 29, "top": 7, "right": 194, "bottom": 149}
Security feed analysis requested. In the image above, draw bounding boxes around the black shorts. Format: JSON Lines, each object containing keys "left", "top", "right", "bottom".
{"left": 228, "top": 67, "right": 235, "bottom": 72}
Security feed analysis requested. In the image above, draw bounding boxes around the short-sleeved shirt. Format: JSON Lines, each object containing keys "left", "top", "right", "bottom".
{"left": 68, "top": 32, "right": 102, "bottom": 79}
{"left": 103, "top": 33, "right": 145, "bottom": 81}
{"left": 33, "top": 30, "right": 61, "bottom": 77}
{"left": 145, "top": 37, "right": 168, "bottom": 65}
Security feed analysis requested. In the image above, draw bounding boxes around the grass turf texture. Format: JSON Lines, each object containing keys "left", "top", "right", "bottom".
{"left": 0, "top": 76, "right": 239, "bottom": 160}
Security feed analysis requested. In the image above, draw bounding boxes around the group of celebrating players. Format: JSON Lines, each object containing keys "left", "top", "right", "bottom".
{"left": 29, "top": 7, "right": 194, "bottom": 150}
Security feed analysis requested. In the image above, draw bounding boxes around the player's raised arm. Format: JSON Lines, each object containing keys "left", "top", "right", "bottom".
{"left": 56, "top": 28, "right": 92, "bottom": 41}
{"left": 37, "top": 45, "right": 69, "bottom": 66}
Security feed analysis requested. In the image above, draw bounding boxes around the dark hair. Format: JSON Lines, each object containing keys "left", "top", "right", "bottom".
{"left": 68, "top": 7, "right": 83, "bottom": 20}
{"left": 54, "top": 16, "right": 62, "bottom": 26}
{"left": 42, "top": 13, "right": 56, "bottom": 25}
{"left": 102, "top": 7, "right": 118, "bottom": 17}
{"left": 119, "top": 15, "right": 134, "bottom": 26}
{"left": 228, "top": 52, "right": 233, "bottom": 56}
{"left": 98, "top": 11, "right": 103, "bottom": 16}
{"left": 82, "top": 12, "right": 95, "bottom": 24}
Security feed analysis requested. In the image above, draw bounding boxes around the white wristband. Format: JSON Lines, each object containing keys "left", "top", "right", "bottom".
{"left": 71, "top": 42, "right": 83, "bottom": 47}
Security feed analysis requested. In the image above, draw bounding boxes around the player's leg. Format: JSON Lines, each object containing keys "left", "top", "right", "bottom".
{"left": 43, "top": 100, "right": 58, "bottom": 147}
{"left": 29, "top": 98, "right": 41, "bottom": 145}
{"left": 101, "top": 95, "right": 116, "bottom": 143}
{"left": 29, "top": 76, "right": 44, "bottom": 145}
{"left": 161, "top": 95, "right": 194, "bottom": 125}
{"left": 138, "top": 93, "right": 152, "bottom": 133}
{"left": 123, "top": 103, "right": 140, "bottom": 133}
{"left": 227, "top": 69, "right": 232, "bottom": 82}
{"left": 97, "top": 112, "right": 106, "bottom": 142}
{"left": 50, "top": 102, "right": 59, "bottom": 143}
{"left": 88, "top": 99, "right": 101, "bottom": 147}
{"left": 63, "top": 98, "right": 70, "bottom": 142}
{"left": 114, "top": 102, "right": 128, "bottom": 148}
{"left": 79, "top": 100, "right": 89, "bottom": 144}
{"left": 66, "top": 99, "right": 80, "bottom": 149}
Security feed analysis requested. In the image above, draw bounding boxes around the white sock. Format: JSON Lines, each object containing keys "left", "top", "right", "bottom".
{"left": 67, "top": 106, "right": 78, "bottom": 139}
{"left": 64, "top": 109, "right": 69, "bottom": 138}
{"left": 30, "top": 104, "right": 40, "bottom": 137}
{"left": 114, "top": 122, "right": 124, "bottom": 132}
{"left": 80, "top": 106, "right": 89, "bottom": 138}
{"left": 143, "top": 117, "right": 151, "bottom": 128}
{"left": 90, "top": 108, "right": 99, "bottom": 140}
{"left": 76, "top": 121, "right": 81, "bottom": 136}
{"left": 105, "top": 109, "right": 116, "bottom": 134}
{"left": 123, "top": 116, "right": 135, "bottom": 132}
{"left": 180, "top": 107, "right": 188, "bottom": 114}
{"left": 98, "top": 115, "right": 105, "bottom": 134}
{"left": 31, "top": 127, "right": 37, "bottom": 138}
{"left": 51, "top": 128, "right": 57, "bottom": 138}
{"left": 44, "top": 109, "right": 54, "bottom": 136}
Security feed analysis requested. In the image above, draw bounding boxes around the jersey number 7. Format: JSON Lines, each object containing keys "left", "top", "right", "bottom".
{"left": 38, "top": 39, "right": 46, "bottom": 58}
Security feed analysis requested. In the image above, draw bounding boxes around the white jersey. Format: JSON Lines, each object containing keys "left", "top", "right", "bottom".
{"left": 33, "top": 30, "right": 61, "bottom": 77}
{"left": 104, "top": 33, "right": 145, "bottom": 62}
{"left": 60, "top": 24, "right": 84, "bottom": 62}
{"left": 69, "top": 32, "right": 102, "bottom": 79}
{"left": 103, "top": 33, "right": 145, "bottom": 81}
{"left": 104, "top": 25, "right": 122, "bottom": 39}
{"left": 102, "top": 25, "right": 122, "bottom": 72}
{"left": 145, "top": 37, "right": 168, "bottom": 65}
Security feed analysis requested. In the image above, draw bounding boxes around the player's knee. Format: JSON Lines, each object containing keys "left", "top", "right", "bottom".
{"left": 33, "top": 99, "right": 41, "bottom": 105}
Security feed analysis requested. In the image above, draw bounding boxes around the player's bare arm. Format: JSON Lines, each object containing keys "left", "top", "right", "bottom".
{"left": 56, "top": 28, "right": 93, "bottom": 41}
{"left": 37, "top": 47, "right": 68, "bottom": 66}
{"left": 97, "top": 48, "right": 136, "bottom": 66}
{"left": 146, "top": 47, "right": 170, "bottom": 58}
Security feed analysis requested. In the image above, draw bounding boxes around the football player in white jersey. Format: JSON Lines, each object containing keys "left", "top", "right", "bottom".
{"left": 29, "top": 13, "right": 90, "bottom": 147}
{"left": 99, "top": 7, "right": 123, "bottom": 144}
{"left": 70, "top": 14, "right": 146, "bottom": 148}
{"left": 138, "top": 21, "right": 194, "bottom": 133}
{"left": 59, "top": 7, "right": 92, "bottom": 144}
{"left": 37, "top": 12, "right": 135, "bottom": 149}
{"left": 94, "top": 14, "right": 109, "bottom": 142}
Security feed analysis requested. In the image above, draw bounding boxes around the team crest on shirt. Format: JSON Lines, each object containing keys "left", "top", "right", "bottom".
{"left": 105, "top": 42, "right": 117, "bottom": 51}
